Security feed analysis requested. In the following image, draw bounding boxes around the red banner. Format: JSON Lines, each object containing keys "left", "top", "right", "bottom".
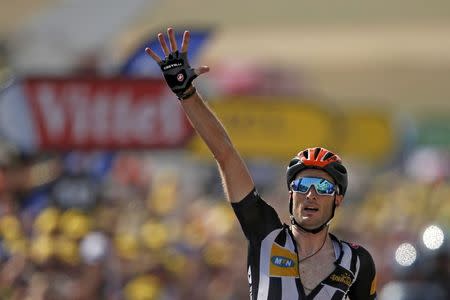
{"left": 23, "top": 78, "right": 193, "bottom": 150}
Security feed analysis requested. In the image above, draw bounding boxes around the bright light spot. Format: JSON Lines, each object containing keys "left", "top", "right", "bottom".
{"left": 395, "top": 243, "right": 416, "bottom": 266}
{"left": 379, "top": 281, "right": 405, "bottom": 300}
{"left": 80, "top": 232, "right": 108, "bottom": 264}
{"left": 423, "top": 225, "right": 445, "bottom": 250}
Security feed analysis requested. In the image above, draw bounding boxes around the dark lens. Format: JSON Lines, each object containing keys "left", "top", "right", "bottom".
{"left": 316, "top": 179, "right": 335, "bottom": 195}
{"left": 293, "top": 178, "right": 310, "bottom": 193}
{"left": 292, "top": 179, "right": 308, "bottom": 193}
{"left": 298, "top": 182, "right": 309, "bottom": 193}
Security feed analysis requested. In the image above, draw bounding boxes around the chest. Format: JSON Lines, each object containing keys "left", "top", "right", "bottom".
{"left": 298, "top": 247, "right": 336, "bottom": 294}
{"left": 262, "top": 235, "right": 357, "bottom": 298}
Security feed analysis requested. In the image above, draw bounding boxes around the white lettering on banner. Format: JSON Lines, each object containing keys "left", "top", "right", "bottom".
{"left": 107, "top": 90, "right": 139, "bottom": 145}
{"left": 91, "top": 93, "right": 109, "bottom": 143}
{"left": 65, "top": 85, "right": 90, "bottom": 145}
{"left": 27, "top": 79, "right": 192, "bottom": 148}
{"left": 133, "top": 100, "right": 157, "bottom": 143}
{"left": 35, "top": 84, "right": 66, "bottom": 139}
{"left": 111, "top": 93, "right": 132, "bottom": 144}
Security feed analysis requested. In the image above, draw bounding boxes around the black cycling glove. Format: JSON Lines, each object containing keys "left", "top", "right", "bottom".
{"left": 159, "top": 50, "right": 198, "bottom": 100}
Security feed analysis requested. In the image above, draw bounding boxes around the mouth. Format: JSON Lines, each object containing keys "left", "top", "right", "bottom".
{"left": 303, "top": 206, "right": 319, "bottom": 213}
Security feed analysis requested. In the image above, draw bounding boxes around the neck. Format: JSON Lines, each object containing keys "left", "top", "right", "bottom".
{"left": 291, "top": 224, "right": 329, "bottom": 258}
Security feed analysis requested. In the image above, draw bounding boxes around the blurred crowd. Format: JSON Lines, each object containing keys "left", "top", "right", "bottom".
{"left": 0, "top": 149, "right": 251, "bottom": 300}
{"left": 0, "top": 143, "right": 448, "bottom": 300}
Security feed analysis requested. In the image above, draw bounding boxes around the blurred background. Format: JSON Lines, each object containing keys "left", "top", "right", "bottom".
{"left": 0, "top": 0, "right": 449, "bottom": 299}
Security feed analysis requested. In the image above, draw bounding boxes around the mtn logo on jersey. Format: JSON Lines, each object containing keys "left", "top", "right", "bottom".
{"left": 269, "top": 243, "right": 299, "bottom": 277}
{"left": 271, "top": 256, "right": 295, "bottom": 268}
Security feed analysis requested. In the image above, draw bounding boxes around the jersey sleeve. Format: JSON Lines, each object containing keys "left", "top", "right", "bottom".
{"left": 231, "top": 188, "right": 283, "bottom": 242}
{"left": 347, "top": 246, "right": 377, "bottom": 300}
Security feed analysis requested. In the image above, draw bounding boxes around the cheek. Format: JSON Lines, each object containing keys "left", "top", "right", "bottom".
{"left": 321, "top": 198, "right": 335, "bottom": 210}
{"left": 292, "top": 196, "right": 304, "bottom": 210}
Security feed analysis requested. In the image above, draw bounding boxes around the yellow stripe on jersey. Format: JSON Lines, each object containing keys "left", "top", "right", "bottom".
{"left": 370, "top": 274, "right": 377, "bottom": 295}
{"left": 269, "top": 243, "right": 299, "bottom": 277}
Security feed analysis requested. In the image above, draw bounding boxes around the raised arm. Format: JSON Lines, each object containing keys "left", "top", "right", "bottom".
{"left": 145, "top": 28, "right": 254, "bottom": 203}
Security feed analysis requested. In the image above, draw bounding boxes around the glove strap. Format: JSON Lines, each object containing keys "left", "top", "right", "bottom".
{"left": 177, "top": 86, "right": 197, "bottom": 101}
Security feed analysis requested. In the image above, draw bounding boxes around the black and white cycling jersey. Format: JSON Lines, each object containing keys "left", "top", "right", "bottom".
{"left": 232, "top": 189, "right": 377, "bottom": 300}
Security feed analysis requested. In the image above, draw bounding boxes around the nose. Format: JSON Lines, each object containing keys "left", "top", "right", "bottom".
{"left": 305, "top": 185, "right": 319, "bottom": 198}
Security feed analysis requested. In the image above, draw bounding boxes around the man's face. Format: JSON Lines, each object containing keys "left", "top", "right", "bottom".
{"left": 290, "top": 169, "right": 343, "bottom": 230}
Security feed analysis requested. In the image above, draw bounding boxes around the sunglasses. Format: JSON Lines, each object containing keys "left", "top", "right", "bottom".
{"left": 291, "top": 177, "right": 336, "bottom": 196}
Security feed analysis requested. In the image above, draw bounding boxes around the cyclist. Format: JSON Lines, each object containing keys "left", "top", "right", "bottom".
{"left": 145, "top": 27, "right": 377, "bottom": 300}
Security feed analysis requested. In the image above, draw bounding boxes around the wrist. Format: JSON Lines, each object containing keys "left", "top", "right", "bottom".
{"left": 177, "top": 85, "right": 197, "bottom": 100}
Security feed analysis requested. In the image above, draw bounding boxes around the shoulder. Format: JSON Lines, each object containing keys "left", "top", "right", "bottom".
{"left": 343, "top": 241, "right": 372, "bottom": 256}
{"left": 348, "top": 242, "right": 374, "bottom": 261}
{"left": 337, "top": 241, "right": 378, "bottom": 299}
{"left": 231, "top": 188, "right": 262, "bottom": 208}
{"left": 231, "top": 188, "right": 282, "bottom": 241}
{"left": 342, "top": 241, "right": 376, "bottom": 271}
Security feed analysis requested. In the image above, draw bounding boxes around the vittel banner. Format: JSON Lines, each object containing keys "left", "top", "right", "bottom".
{"left": 0, "top": 78, "right": 193, "bottom": 151}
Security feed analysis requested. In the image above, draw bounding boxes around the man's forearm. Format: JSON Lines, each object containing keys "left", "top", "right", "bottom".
{"left": 180, "top": 90, "right": 254, "bottom": 203}
{"left": 180, "top": 91, "right": 234, "bottom": 164}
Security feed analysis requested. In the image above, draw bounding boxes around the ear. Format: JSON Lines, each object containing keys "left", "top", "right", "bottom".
{"left": 334, "top": 194, "right": 344, "bottom": 207}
